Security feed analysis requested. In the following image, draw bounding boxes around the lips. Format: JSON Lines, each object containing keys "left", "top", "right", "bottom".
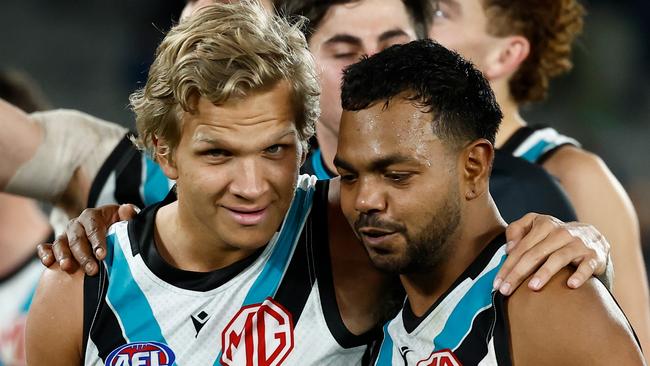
{"left": 224, "top": 206, "right": 268, "bottom": 226}
{"left": 358, "top": 227, "right": 399, "bottom": 247}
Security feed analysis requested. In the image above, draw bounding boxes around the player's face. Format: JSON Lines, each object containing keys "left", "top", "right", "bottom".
{"left": 309, "top": 0, "right": 417, "bottom": 140}
{"left": 335, "top": 98, "right": 462, "bottom": 274}
{"left": 427, "top": 0, "right": 500, "bottom": 75}
{"left": 166, "top": 81, "right": 303, "bottom": 252}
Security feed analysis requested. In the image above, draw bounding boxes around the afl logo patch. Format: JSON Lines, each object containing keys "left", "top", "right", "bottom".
{"left": 105, "top": 341, "right": 176, "bottom": 366}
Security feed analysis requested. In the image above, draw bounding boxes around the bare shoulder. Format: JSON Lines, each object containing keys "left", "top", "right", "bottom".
{"left": 26, "top": 264, "right": 85, "bottom": 365}
{"left": 542, "top": 145, "right": 612, "bottom": 183}
{"left": 508, "top": 267, "right": 645, "bottom": 365}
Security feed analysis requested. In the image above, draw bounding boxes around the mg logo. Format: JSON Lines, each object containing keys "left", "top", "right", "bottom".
{"left": 417, "top": 349, "right": 462, "bottom": 366}
{"left": 220, "top": 298, "right": 294, "bottom": 366}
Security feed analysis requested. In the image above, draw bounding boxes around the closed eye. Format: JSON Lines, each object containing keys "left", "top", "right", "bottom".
{"left": 384, "top": 172, "right": 414, "bottom": 184}
{"left": 205, "top": 148, "right": 232, "bottom": 158}
{"left": 339, "top": 173, "right": 358, "bottom": 183}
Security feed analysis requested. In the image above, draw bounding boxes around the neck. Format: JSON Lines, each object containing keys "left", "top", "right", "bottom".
{"left": 493, "top": 84, "right": 528, "bottom": 148}
{"left": 315, "top": 122, "right": 338, "bottom": 174}
{"left": 0, "top": 194, "right": 50, "bottom": 276}
{"left": 154, "top": 201, "right": 259, "bottom": 272}
{"left": 400, "top": 195, "right": 506, "bottom": 317}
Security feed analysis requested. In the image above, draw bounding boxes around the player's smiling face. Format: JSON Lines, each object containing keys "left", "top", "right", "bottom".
{"left": 159, "top": 81, "right": 303, "bottom": 252}
{"left": 335, "top": 97, "right": 462, "bottom": 274}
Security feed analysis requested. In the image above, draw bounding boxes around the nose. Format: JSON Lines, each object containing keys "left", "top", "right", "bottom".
{"left": 365, "top": 46, "right": 380, "bottom": 58}
{"left": 354, "top": 177, "right": 386, "bottom": 214}
{"left": 229, "top": 158, "right": 267, "bottom": 201}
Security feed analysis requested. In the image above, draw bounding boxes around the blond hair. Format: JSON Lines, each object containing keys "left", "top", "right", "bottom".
{"left": 130, "top": 1, "right": 320, "bottom": 157}
{"left": 482, "top": 0, "right": 585, "bottom": 104}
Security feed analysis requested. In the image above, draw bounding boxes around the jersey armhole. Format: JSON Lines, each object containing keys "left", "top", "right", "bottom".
{"left": 312, "top": 180, "right": 382, "bottom": 349}
{"left": 536, "top": 142, "right": 575, "bottom": 165}
{"left": 492, "top": 293, "right": 513, "bottom": 365}
{"left": 87, "top": 133, "right": 137, "bottom": 208}
{"left": 82, "top": 262, "right": 106, "bottom": 357}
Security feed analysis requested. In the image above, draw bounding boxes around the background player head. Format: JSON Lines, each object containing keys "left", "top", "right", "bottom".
{"left": 130, "top": 1, "right": 319, "bottom": 260}
{"left": 278, "top": 0, "right": 430, "bottom": 173}
{"left": 336, "top": 39, "right": 503, "bottom": 274}
{"left": 426, "top": 0, "right": 584, "bottom": 141}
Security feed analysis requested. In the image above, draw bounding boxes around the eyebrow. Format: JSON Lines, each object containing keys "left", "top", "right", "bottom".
{"left": 378, "top": 29, "right": 410, "bottom": 43}
{"left": 323, "top": 34, "right": 362, "bottom": 48}
{"left": 334, "top": 154, "right": 417, "bottom": 172}
{"left": 193, "top": 129, "right": 296, "bottom": 145}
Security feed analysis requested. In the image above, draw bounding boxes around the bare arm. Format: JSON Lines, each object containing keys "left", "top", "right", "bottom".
{"left": 0, "top": 98, "right": 43, "bottom": 189}
{"left": 508, "top": 267, "right": 645, "bottom": 365}
{"left": 1, "top": 103, "right": 127, "bottom": 218}
{"left": 25, "top": 264, "right": 84, "bottom": 365}
{"left": 544, "top": 145, "right": 650, "bottom": 354}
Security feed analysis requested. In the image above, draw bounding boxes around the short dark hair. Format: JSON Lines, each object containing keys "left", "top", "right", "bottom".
{"left": 341, "top": 39, "right": 502, "bottom": 146}
{"left": 276, "top": 0, "right": 431, "bottom": 40}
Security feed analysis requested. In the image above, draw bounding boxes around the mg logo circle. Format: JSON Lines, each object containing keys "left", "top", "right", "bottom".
{"left": 220, "top": 298, "right": 294, "bottom": 366}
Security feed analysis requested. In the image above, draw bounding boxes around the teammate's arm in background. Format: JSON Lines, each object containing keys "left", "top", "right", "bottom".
{"left": 543, "top": 145, "right": 650, "bottom": 354}
{"left": 508, "top": 266, "right": 646, "bottom": 365}
{"left": 25, "top": 263, "right": 84, "bottom": 365}
{"left": 0, "top": 99, "right": 127, "bottom": 219}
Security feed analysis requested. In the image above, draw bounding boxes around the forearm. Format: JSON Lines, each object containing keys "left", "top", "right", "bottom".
{"left": 4, "top": 109, "right": 127, "bottom": 204}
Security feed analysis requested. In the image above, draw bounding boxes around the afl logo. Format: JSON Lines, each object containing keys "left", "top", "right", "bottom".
{"left": 220, "top": 298, "right": 294, "bottom": 366}
{"left": 105, "top": 341, "right": 176, "bottom": 366}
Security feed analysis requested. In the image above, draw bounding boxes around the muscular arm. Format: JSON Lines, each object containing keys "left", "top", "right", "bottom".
{"left": 25, "top": 264, "right": 84, "bottom": 365}
{"left": 544, "top": 146, "right": 650, "bottom": 353}
{"left": 0, "top": 98, "right": 43, "bottom": 189}
{"left": 508, "top": 267, "right": 645, "bottom": 365}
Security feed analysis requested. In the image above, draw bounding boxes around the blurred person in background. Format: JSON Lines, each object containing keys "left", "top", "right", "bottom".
{"left": 0, "top": 70, "right": 54, "bottom": 366}
{"left": 419, "top": 0, "right": 650, "bottom": 350}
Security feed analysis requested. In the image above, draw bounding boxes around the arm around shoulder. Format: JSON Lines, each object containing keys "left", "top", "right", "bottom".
{"left": 26, "top": 264, "right": 85, "bottom": 365}
{"left": 507, "top": 267, "right": 645, "bottom": 365}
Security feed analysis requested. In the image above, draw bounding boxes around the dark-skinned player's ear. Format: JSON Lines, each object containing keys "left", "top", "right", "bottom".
{"left": 462, "top": 139, "right": 493, "bottom": 199}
